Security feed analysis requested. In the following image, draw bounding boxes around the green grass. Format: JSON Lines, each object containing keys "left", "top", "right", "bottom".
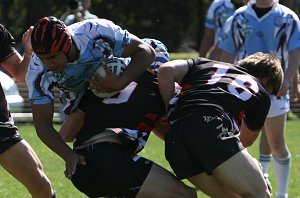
{"left": 0, "top": 119, "right": 300, "bottom": 197}
{"left": 170, "top": 52, "right": 198, "bottom": 60}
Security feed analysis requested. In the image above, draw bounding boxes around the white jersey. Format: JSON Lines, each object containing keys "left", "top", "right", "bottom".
{"left": 26, "top": 18, "right": 130, "bottom": 114}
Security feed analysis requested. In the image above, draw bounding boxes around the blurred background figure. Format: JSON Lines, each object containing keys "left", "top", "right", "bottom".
{"left": 59, "top": 0, "right": 97, "bottom": 26}
{"left": 80, "top": 0, "right": 98, "bottom": 20}
{"left": 218, "top": 1, "right": 300, "bottom": 197}
{"left": 198, "top": 0, "right": 247, "bottom": 60}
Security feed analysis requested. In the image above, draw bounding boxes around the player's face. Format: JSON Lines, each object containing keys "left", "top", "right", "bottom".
{"left": 37, "top": 51, "right": 68, "bottom": 73}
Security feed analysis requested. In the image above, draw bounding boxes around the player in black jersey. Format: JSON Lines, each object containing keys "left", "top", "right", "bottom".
{"left": 0, "top": 25, "right": 55, "bottom": 197}
{"left": 58, "top": 40, "right": 197, "bottom": 198}
{"left": 158, "top": 52, "right": 283, "bottom": 197}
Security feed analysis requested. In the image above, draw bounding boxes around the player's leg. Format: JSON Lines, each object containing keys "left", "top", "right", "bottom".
{"left": 72, "top": 141, "right": 196, "bottom": 198}
{"left": 163, "top": 113, "right": 241, "bottom": 197}
{"left": 188, "top": 172, "right": 241, "bottom": 198}
{"left": 0, "top": 140, "right": 54, "bottom": 198}
{"left": 136, "top": 163, "right": 197, "bottom": 198}
{"left": 259, "top": 128, "right": 272, "bottom": 181}
{"left": 212, "top": 149, "right": 271, "bottom": 197}
{"left": 264, "top": 114, "right": 290, "bottom": 198}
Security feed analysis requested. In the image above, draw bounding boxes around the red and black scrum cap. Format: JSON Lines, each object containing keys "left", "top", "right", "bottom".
{"left": 31, "top": 16, "right": 72, "bottom": 55}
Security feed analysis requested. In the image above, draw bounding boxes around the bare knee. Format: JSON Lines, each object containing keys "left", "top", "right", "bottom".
{"left": 271, "top": 141, "right": 289, "bottom": 157}
{"left": 29, "top": 175, "right": 54, "bottom": 198}
{"left": 239, "top": 185, "right": 271, "bottom": 198}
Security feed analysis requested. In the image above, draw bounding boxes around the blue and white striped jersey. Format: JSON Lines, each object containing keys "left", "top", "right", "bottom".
{"left": 205, "top": 0, "right": 238, "bottom": 45}
{"left": 218, "top": 1, "right": 300, "bottom": 68}
{"left": 25, "top": 18, "right": 130, "bottom": 114}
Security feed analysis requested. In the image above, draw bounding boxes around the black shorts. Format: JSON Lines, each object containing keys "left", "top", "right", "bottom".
{"left": 0, "top": 124, "right": 22, "bottom": 154}
{"left": 165, "top": 113, "right": 244, "bottom": 180}
{"left": 72, "top": 142, "right": 153, "bottom": 198}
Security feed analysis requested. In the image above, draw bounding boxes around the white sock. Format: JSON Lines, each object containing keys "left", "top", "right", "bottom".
{"left": 259, "top": 154, "right": 272, "bottom": 177}
{"left": 273, "top": 154, "right": 291, "bottom": 197}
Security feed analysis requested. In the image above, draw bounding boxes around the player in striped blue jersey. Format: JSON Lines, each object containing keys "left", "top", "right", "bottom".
{"left": 198, "top": 0, "right": 247, "bottom": 60}
{"left": 218, "top": 1, "right": 300, "bottom": 197}
{"left": 25, "top": 16, "right": 156, "bottom": 187}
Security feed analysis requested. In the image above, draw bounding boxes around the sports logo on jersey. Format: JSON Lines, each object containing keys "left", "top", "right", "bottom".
{"left": 235, "top": 16, "right": 252, "bottom": 38}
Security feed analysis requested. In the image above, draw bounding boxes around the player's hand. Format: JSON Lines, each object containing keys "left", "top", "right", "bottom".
{"left": 22, "top": 26, "right": 33, "bottom": 54}
{"left": 64, "top": 152, "right": 86, "bottom": 179}
{"left": 87, "top": 65, "right": 122, "bottom": 93}
{"left": 290, "top": 82, "right": 300, "bottom": 102}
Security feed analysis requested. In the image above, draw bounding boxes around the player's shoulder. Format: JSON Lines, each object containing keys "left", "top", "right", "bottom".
{"left": 276, "top": 3, "right": 299, "bottom": 19}
{"left": 209, "top": 0, "right": 233, "bottom": 10}
{"left": 68, "top": 18, "right": 119, "bottom": 34}
{"left": 0, "top": 24, "right": 7, "bottom": 35}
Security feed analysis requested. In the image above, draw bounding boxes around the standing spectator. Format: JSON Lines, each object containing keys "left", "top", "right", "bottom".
{"left": 198, "top": 0, "right": 247, "bottom": 60}
{"left": 157, "top": 52, "right": 282, "bottom": 197}
{"left": 59, "top": 0, "right": 97, "bottom": 26}
{"left": 218, "top": 1, "right": 300, "bottom": 197}
{"left": 0, "top": 24, "right": 56, "bottom": 197}
{"left": 79, "top": 0, "right": 98, "bottom": 20}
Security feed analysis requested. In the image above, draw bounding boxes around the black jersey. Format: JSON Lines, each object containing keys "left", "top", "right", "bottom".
{"left": 0, "top": 24, "right": 17, "bottom": 62}
{"left": 75, "top": 71, "right": 165, "bottom": 145}
{"left": 0, "top": 24, "right": 16, "bottom": 123}
{"left": 169, "top": 58, "right": 270, "bottom": 132}
{"left": 0, "top": 24, "right": 19, "bottom": 141}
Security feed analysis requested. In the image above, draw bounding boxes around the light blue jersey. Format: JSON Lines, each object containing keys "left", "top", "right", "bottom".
{"left": 26, "top": 18, "right": 130, "bottom": 114}
{"left": 218, "top": 1, "right": 300, "bottom": 68}
{"left": 205, "top": 0, "right": 238, "bottom": 45}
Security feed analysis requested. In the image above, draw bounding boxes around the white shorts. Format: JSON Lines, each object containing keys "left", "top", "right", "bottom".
{"left": 267, "top": 95, "right": 290, "bottom": 118}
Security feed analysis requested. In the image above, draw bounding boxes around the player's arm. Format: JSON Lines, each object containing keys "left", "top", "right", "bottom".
{"left": 157, "top": 60, "right": 188, "bottom": 109}
{"left": 291, "top": 69, "right": 300, "bottom": 102}
{"left": 239, "top": 120, "right": 260, "bottom": 148}
{"left": 277, "top": 48, "right": 300, "bottom": 97}
{"left": 239, "top": 90, "right": 270, "bottom": 148}
{"left": 120, "top": 34, "right": 155, "bottom": 87}
{"left": 90, "top": 34, "right": 155, "bottom": 94}
{"left": 1, "top": 27, "right": 33, "bottom": 83}
{"left": 32, "top": 103, "right": 86, "bottom": 178}
{"left": 199, "top": 28, "right": 215, "bottom": 57}
{"left": 59, "top": 109, "right": 85, "bottom": 142}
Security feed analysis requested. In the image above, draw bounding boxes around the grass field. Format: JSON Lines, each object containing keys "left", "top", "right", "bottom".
{"left": 0, "top": 118, "right": 299, "bottom": 197}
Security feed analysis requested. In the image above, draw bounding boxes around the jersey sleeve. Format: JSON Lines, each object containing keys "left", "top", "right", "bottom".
{"left": 0, "top": 24, "right": 17, "bottom": 62}
{"left": 242, "top": 89, "right": 270, "bottom": 131}
{"left": 86, "top": 19, "right": 131, "bottom": 57}
{"left": 205, "top": 1, "right": 219, "bottom": 29}
{"left": 25, "top": 55, "right": 55, "bottom": 105}
{"left": 286, "top": 12, "right": 300, "bottom": 52}
{"left": 217, "top": 15, "right": 238, "bottom": 55}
